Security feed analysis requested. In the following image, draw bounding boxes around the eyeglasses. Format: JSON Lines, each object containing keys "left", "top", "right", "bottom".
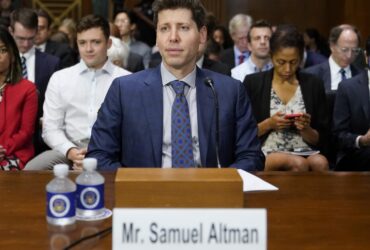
{"left": 14, "top": 35, "right": 35, "bottom": 43}
{"left": 336, "top": 45, "right": 362, "bottom": 55}
{"left": 0, "top": 47, "right": 8, "bottom": 54}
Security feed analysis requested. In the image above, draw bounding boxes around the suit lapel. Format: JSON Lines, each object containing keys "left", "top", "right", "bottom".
{"left": 358, "top": 72, "right": 370, "bottom": 122}
{"left": 322, "top": 62, "right": 331, "bottom": 91}
{"left": 195, "top": 68, "right": 215, "bottom": 166}
{"left": 141, "top": 68, "right": 163, "bottom": 166}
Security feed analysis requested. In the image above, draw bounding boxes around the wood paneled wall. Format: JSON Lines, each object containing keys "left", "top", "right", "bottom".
{"left": 123, "top": 0, "right": 369, "bottom": 45}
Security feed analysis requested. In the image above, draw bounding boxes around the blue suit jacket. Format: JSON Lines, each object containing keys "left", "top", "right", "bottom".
{"left": 304, "top": 61, "right": 362, "bottom": 92}
{"left": 87, "top": 66, "right": 264, "bottom": 171}
{"left": 333, "top": 71, "right": 370, "bottom": 162}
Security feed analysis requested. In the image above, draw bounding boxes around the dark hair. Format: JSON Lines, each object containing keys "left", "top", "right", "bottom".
{"left": 205, "top": 38, "right": 222, "bottom": 57}
{"left": 269, "top": 24, "right": 304, "bottom": 60}
{"left": 152, "top": 0, "right": 206, "bottom": 30}
{"left": 35, "top": 9, "right": 52, "bottom": 28}
{"left": 212, "top": 25, "right": 233, "bottom": 49}
{"left": 10, "top": 8, "right": 38, "bottom": 30}
{"left": 304, "top": 28, "right": 330, "bottom": 57}
{"left": 49, "top": 31, "right": 70, "bottom": 44}
{"left": 76, "top": 14, "right": 110, "bottom": 40}
{"left": 329, "top": 24, "right": 360, "bottom": 45}
{"left": 247, "top": 19, "right": 272, "bottom": 43}
{"left": 0, "top": 27, "right": 22, "bottom": 84}
{"left": 113, "top": 9, "right": 136, "bottom": 24}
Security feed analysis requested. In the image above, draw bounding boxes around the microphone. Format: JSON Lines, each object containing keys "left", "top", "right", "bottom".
{"left": 204, "top": 77, "right": 221, "bottom": 168}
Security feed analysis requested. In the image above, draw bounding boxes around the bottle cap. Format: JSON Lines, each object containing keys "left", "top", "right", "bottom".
{"left": 53, "top": 164, "right": 69, "bottom": 177}
{"left": 83, "top": 158, "right": 97, "bottom": 171}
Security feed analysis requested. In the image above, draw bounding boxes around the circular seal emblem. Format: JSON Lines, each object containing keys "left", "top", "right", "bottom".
{"left": 80, "top": 187, "right": 100, "bottom": 209}
{"left": 49, "top": 194, "right": 70, "bottom": 217}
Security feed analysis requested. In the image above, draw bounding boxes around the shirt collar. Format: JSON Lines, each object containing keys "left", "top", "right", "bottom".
{"left": 20, "top": 46, "right": 35, "bottom": 60}
{"left": 233, "top": 45, "right": 249, "bottom": 58}
{"left": 78, "top": 58, "right": 115, "bottom": 75}
{"left": 36, "top": 43, "right": 46, "bottom": 52}
{"left": 160, "top": 63, "right": 197, "bottom": 89}
{"left": 196, "top": 55, "right": 204, "bottom": 68}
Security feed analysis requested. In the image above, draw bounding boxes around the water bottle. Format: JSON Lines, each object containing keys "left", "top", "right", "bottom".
{"left": 76, "top": 158, "right": 105, "bottom": 217}
{"left": 46, "top": 164, "right": 76, "bottom": 226}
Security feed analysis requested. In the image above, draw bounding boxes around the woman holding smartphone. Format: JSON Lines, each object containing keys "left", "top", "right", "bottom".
{"left": 244, "top": 25, "right": 329, "bottom": 171}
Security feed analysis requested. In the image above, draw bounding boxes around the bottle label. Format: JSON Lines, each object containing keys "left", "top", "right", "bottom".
{"left": 76, "top": 184, "right": 104, "bottom": 210}
{"left": 47, "top": 191, "right": 76, "bottom": 218}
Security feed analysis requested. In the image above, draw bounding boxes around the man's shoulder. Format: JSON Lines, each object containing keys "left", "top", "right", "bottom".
{"left": 36, "top": 49, "right": 59, "bottom": 64}
{"left": 304, "top": 60, "right": 329, "bottom": 75}
{"left": 339, "top": 70, "right": 368, "bottom": 89}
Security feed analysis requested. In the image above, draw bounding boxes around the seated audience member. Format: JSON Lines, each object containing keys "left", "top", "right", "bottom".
{"left": 244, "top": 25, "right": 329, "bottom": 171}
{"left": 205, "top": 38, "right": 222, "bottom": 61}
{"left": 58, "top": 18, "right": 77, "bottom": 54}
{"left": 301, "top": 49, "right": 327, "bottom": 68}
{"left": 304, "top": 24, "right": 363, "bottom": 92}
{"left": 34, "top": 9, "right": 77, "bottom": 68}
{"left": 332, "top": 51, "right": 370, "bottom": 171}
{"left": 114, "top": 10, "right": 151, "bottom": 68}
{"left": 303, "top": 28, "right": 330, "bottom": 57}
{"left": 232, "top": 19, "right": 273, "bottom": 82}
{"left": 24, "top": 15, "right": 130, "bottom": 170}
{"left": 0, "top": 27, "right": 38, "bottom": 170}
{"left": 212, "top": 25, "right": 233, "bottom": 50}
{"left": 220, "top": 14, "right": 253, "bottom": 69}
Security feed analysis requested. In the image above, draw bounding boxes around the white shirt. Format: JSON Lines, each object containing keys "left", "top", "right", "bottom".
{"left": 42, "top": 59, "right": 130, "bottom": 156}
{"left": 20, "top": 47, "right": 36, "bottom": 83}
{"left": 161, "top": 63, "right": 201, "bottom": 168}
{"left": 36, "top": 43, "right": 46, "bottom": 52}
{"left": 233, "top": 46, "right": 250, "bottom": 67}
{"left": 231, "top": 56, "right": 273, "bottom": 82}
{"left": 329, "top": 56, "right": 351, "bottom": 90}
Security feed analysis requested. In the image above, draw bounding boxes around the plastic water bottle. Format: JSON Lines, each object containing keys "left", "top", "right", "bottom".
{"left": 76, "top": 158, "right": 105, "bottom": 217}
{"left": 46, "top": 164, "right": 76, "bottom": 226}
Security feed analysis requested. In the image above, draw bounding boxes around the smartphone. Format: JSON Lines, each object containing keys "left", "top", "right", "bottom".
{"left": 284, "top": 113, "right": 302, "bottom": 119}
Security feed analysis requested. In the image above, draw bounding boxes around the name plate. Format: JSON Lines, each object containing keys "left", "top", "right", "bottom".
{"left": 113, "top": 208, "right": 267, "bottom": 250}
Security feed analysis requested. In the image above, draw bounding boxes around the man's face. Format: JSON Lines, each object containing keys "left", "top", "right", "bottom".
{"left": 231, "top": 25, "right": 249, "bottom": 52}
{"left": 114, "top": 12, "right": 131, "bottom": 37}
{"left": 77, "top": 27, "right": 111, "bottom": 69}
{"left": 248, "top": 27, "right": 272, "bottom": 59}
{"left": 34, "top": 16, "right": 50, "bottom": 45}
{"left": 156, "top": 8, "right": 206, "bottom": 75}
{"left": 330, "top": 29, "right": 359, "bottom": 68}
{"left": 11, "top": 22, "right": 37, "bottom": 54}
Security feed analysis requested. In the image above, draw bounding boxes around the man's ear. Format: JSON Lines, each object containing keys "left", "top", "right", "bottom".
{"left": 199, "top": 26, "right": 207, "bottom": 44}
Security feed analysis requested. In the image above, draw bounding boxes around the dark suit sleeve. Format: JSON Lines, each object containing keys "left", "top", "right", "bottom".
{"left": 86, "top": 79, "right": 123, "bottom": 170}
{"left": 333, "top": 82, "right": 358, "bottom": 150}
{"left": 231, "top": 81, "right": 265, "bottom": 171}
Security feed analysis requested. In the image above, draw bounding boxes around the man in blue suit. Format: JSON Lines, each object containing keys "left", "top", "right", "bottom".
{"left": 87, "top": 0, "right": 264, "bottom": 171}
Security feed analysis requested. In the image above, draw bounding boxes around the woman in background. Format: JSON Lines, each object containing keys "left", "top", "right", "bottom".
{"left": 244, "top": 25, "right": 329, "bottom": 171}
{"left": 0, "top": 27, "right": 38, "bottom": 170}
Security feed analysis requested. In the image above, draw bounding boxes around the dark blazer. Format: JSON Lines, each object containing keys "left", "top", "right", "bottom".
{"left": 304, "top": 61, "right": 362, "bottom": 92}
{"left": 45, "top": 40, "right": 77, "bottom": 69}
{"left": 35, "top": 49, "right": 60, "bottom": 117}
{"left": 304, "top": 51, "right": 327, "bottom": 68}
{"left": 203, "top": 57, "right": 231, "bottom": 76}
{"left": 219, "top": 48, "right": 235, "bottom": 70}
{"left": 244, "top": 69, "right": 329, "bottom": 151}
{"left": 34, "top": 50, "right": 60, "bottom": 153}
{"left": 333, "top": 71, "right": 370, "bottom": 162}
{"left": 126, "top": 52, "right": 145, "bottom": 73}
{"left": 87, "top": 66, "right": 264, "bottom": 171}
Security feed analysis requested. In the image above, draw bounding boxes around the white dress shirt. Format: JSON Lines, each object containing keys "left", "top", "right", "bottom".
{"left": 161, "top": 63, "right": 201, "bottom": 168}
{"left": 42, "top": 59, "right": 130, "bottom": 156}
{"left": 329, "top": 56, "right": 351, "bottom": 90}
{"left": 231, "top": 56, "right": 273, "bottom": 82}
{"left": 20, "top": 47, "right": 36, "bottom": 83}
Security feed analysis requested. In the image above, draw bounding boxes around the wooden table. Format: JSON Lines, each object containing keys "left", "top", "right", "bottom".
{"left": 1, "top": 171, "right": 369, "bottom": 249}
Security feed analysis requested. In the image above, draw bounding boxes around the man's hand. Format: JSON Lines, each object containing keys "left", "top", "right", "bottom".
{"left": 0, "top": 145, "right": 6, "bottom": 161}
{"left": 67, "top": 148, "right": 87, "bottom": 170}
{"left": 359, "top": 129, "right": 370, "bottom": 147}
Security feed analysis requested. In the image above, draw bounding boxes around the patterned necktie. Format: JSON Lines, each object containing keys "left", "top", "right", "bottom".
{"left": 238, "top": 54, "right": 245, "bottom": 65}
{"left": 339, "top": 68, "right": 347, "bottom": 81}
{"left": 21, "top": 56, "right": 28, "bottom": 79}
{"left": 171, "top": 80, "right": 194, "bottom": 168}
